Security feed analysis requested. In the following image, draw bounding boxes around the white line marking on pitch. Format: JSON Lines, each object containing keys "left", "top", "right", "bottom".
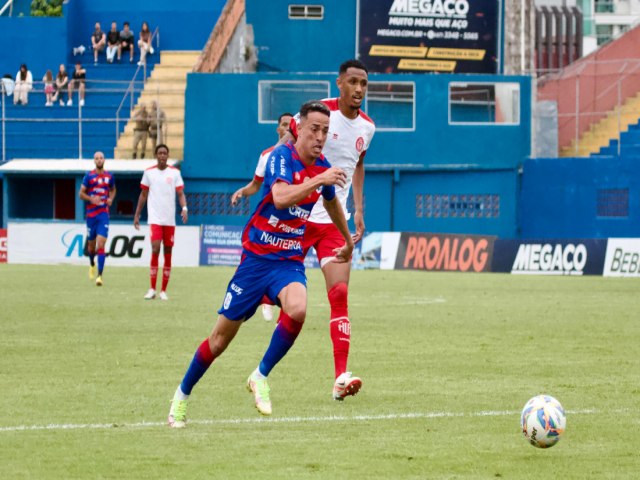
{"left": 0, "top": 409, "right": 597, "bottom": 433}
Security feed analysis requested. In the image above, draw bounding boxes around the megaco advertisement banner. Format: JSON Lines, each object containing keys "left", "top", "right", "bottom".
{"left": 358, "top": 0, "right": 501, "bottom": 73}
{"left": 491, "top": 239, "right": 607, "bottom": 276}
{"left": 603, "top": 238, "right": 640, "bottom": 277}
{"left": 7, "top": 222, "right": 200, "bottom": 266}
{"left": 391, "top": 232, "right": 496, "bottom": 272}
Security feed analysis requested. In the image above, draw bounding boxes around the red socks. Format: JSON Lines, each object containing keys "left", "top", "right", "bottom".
{"left": 150, "top": 253, "right": 159, "bottom": 289}
{"left": 161, "top": 252, "right": 172, "bottom": 292}
{"left": 328, "top": 282, "right": 350, "bottom": 378}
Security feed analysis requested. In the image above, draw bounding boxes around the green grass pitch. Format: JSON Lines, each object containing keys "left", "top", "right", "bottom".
{"left": 0, "top": 264, "right": 638, "bottom": 479}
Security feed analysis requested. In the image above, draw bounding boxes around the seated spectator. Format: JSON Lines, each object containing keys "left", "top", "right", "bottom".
{"left": 132, "top": 103, "right": 149, "bottom": 159}
{"left": 106, "top": 22, "right": 120, "bottom": 64}
{"left": 14, "top": 64, "right": 33, "bottom": 105}
{"left": 91, "top": 22, "right": 106, "bottom": 65}
{"left": 118, "top": 22, "right": 135, "bottom": 63}
{"left": 67, "top": 62, "right": 86, "bottom": 107}
{"left": 43, "top": 70, "right": 55, "bottom": 106}
{"left": 52, "top": 64, "right": 68, "bottom": 106}
{"left": 137, "top": 21, "right": 154, "bottom": 66}
{"left": 1, "top": 74, "right": 14, "bottom": 97}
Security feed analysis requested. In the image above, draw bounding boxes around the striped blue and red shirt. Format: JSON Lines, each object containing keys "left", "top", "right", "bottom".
{"left": 81, "top": 169, "right": 115, "bottom": 218}
{"left": 242, "top": 142, "right": 335, "bottom": 263}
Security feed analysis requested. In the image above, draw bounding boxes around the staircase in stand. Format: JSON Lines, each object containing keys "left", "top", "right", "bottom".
{"left": 114, "top": 51, "right": 200, "bottom": 160}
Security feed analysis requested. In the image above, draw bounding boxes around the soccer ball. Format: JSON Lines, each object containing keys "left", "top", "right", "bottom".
{"left": 520, "top": 395, "right": 566, "bottom": 448}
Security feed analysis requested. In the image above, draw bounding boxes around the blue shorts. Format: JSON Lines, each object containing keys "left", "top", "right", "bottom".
{"left": 218, "top": 254, "right": 306, "bottom": 321}
{"left": 86, "top": 213, "right": 110, "bottom": 241}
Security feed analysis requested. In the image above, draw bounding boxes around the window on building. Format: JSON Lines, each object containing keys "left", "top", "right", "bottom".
{"left": 597, "top": 188, "right": 628, "bottom": 217}
{"left": 365, "top": 82, "right": 415, "bottom": 131}
{"left": 258, "top": 80, "right": 330, "bottom": 123}
{"left": 416, "top": 194, "right": 501, "bottom": 218}
{"left": 449, "top": 82, "right": 520, "bottom": 125}
{"left": 288, "top": 5, "right": 324, "bottom": 20}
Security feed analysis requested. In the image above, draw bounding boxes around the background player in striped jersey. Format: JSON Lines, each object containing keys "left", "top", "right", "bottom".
{"left": 231, "top": 111, "right": 293, "bottom": 321}
{"left": 167, "top": 101, "right": 353, "bottom": 427}
{"left": 78, "top": 151, "right": 116, "bottom": 286}
{"left": 133, "top": 144, "right": 188, "bottom": 301}
{"left": 283, "top": 59, "right": 375, "bottom": 401}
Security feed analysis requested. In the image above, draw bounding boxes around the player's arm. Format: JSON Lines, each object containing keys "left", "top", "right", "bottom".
{"left": 133, "top": 189, "right": 148, "bottom": 230}
{"left": 78, "top": 184, "right": 101, "bottom": 205}
{"left": 231, "top": 178, "right": 262, "bottom": 206}
{"left": 323, "top": 196, "right": 354, "bottom": 264}
{"left": 271, "top": 167, "right": 346, "bottom": 209}
{"left": 351, "top": 152, "right": 366, "bottom": 244}
{"left": 277, "top": 130, "right": 295, "bottom": 147}
{"left": 177, "top": 189, "right": 188, "bottom": 224}
{"left": 107, "top": 186, "right": 116, "bottom": 207}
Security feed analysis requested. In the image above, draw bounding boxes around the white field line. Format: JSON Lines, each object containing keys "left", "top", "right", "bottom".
{"left": 0, "top": 408, "right": 597, "bottom": 434}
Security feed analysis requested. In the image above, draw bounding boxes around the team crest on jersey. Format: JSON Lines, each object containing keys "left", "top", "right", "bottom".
{"left": 165, "top": 177, "right": 173, "bottom": 185}
{"left": 355, "top": 136, "right": 364, "bottom": 152}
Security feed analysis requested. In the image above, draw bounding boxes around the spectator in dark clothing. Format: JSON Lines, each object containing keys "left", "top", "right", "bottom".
{"left": 118, "top": 21, "right": 135, "bottom": 63}
{"left": 106, "top": 22, "right": 120, "bottom": 64}
{"left": 67, "top": 62, "right": 86, "bottom": 107}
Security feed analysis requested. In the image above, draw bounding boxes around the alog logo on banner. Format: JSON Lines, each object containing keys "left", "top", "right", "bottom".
{"left": 394, "top": 232, "right": 496, "bottom": 272}
{"left": 0, "top": 228, "right": 7, "bottom": 263}
{"left": 357, "top": 0, "right": 500, "bottom": 73}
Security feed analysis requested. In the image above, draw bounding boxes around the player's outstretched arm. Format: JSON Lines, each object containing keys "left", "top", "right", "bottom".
{"left": 231, "top": 179, "right": 262, "bottom": 206}
{"left": 351, "top": 157, "right": 366, "bottom": 244}
{"left": 271, "top": 167, "right": 346, "bottom": 209}
{"left": 323, "top": 196, "right": 354, "bottom": 264}
{"left": 133, "top": 190, "right": 148, "bottom": 230}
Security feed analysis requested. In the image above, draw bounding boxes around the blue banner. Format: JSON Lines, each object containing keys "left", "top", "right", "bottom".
{"left": 358, "top": 0, "right": 500, "bottom": 73}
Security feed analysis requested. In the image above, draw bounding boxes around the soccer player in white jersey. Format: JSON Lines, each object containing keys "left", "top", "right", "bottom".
{"left": 231, "top": 112, "right": 293, "bottom": 321}
{"left": 133, "top": 144, "right": 188, "bottom": 300}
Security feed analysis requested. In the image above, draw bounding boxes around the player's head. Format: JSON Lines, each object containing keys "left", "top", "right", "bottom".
{"left": 93, "top": 151, "right": 105, "bottom": 170}
{"left": 337, "top": 59, "right": 369, "bottom": 112}
{"left": 276, "top": 112, "right": 293, "bottom": 140}
{"left": 155, "top": 144, "right": 169, "bottom": 169}
{"left": 296, "top": 101, "right": 330, "bottom": 160}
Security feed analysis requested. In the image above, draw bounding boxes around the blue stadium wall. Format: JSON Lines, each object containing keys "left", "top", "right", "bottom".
{"left": 0, "top": 0, "right": 224, "bottom": 78}
{"left": 182, "top": 73, "right": 531, "bottom": 237}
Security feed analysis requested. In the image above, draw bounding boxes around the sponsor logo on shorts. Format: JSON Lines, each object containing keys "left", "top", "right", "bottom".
{"left": 223, "top": 292, "right": 232, "bottom": 309}
{"left": 231, "top": 283, "right": 243, "bottom": 294}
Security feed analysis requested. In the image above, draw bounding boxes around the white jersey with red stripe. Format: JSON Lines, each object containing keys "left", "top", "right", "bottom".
{"left": 290, "top": 98, "right": 375, "bottom": 224}
{"left": 253, "top": 145, "right": 275, "bottom": 181}
{"left": 140, "top": 165, "right": 185, "bottom": 226}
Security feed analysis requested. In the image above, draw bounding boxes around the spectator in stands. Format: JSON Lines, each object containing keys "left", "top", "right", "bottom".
{"left": 67, "top": 62, "right": 86, "bottom": 107}
{"left": 132, "top": 103, "right": 150, "bottom": 159}
{"left": 1, "top": 74, "right": 14, "bottom": 98}
{"left": 137, "top": 21, "right": 154, "bottom": 66}
{"left": 118, "top": 22, "right": 135, "bottom": 63}
{"left": 52, "top": 64, "right": 68, "bottom": 106}
{"left": 43, "top": 70, "right": 55, "bottom": 106}
{"left": 91, "top": 22, "right": 107, "bottom": 65}
{"left": 106, "top": 22, "right": 120, "bottom": 64}
{"left": 14, "top": 64, "right": 33, "bottom": 105}
{"left": 148, "top": 101, "right": 167, "bottom": 153}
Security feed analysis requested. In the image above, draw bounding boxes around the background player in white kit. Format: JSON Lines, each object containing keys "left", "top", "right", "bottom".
{"left": 231, "top": 112, "right": 293, "bottom": 321}
{"left": 133, "top": 144, "right": 188, "bottom": 300}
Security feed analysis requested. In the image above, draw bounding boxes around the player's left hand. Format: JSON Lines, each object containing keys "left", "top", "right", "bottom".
{"left": 352, "top": 210, "right": 365, "bottom": 244}
{"left": 181, "top": 210, "right": 188, "bottom": 224}
{"left": 332, "top": 242, "right": 354, "bottom": 264}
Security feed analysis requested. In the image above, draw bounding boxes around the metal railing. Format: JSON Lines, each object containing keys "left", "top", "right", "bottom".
{"left": 0, "top": 0, "right": 13, "bottom": 16}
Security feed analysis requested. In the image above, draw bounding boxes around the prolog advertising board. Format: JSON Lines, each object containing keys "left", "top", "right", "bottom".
{"left": 357, "top": 0, "right": 500, "bottom": 73}
{"left": 603, "top": 238, "right": 640, "bottom": 277}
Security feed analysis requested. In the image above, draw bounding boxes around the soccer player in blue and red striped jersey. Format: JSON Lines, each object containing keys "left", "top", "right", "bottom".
{"left": 78, "top": 151, "right": 116, "bottom": 286}
{"left": 167, "top": 101, "right": 354, "bottom": 427}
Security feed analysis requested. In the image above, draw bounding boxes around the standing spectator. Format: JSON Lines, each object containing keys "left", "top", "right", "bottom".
{"left": 106, "top": 22, "right": 120, "bottom": 64}
{"left": 118, "top": 21, "right": 135, "bottom": 63}
{"left": 132, "top": 103, "right": 150, "bottom": 159}
{"left": 137, "top": 21, "right": 154, "bottom": 66}
{"left": 13, "top": 64, "right": 33, "bottom": 105}
{"left": 67, "top": 62, "right": 86, "bottom": 107}
{"left": 133, "top": 144, "right": 188, "bottom": 301}
{"left": 91, "top": 22, "right": 106, "bottom": 65}
{"left": 78, "top": 151, "right": 116, "bottom": 287}
{"left": 148, "top": 101, "right": 167, "bottom": 153}
{"left": 42, "top": 70, "right": 55, "bottom": 106}
{"left": 52, "top": 64, "right": 68, "bottom": 106}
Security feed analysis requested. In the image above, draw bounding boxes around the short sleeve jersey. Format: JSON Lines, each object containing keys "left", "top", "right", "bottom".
{"left": 290, "top": 98, "right": 375, "bottom": 223}
{"left": 253, "top": 145, "right": 276, "bottom": 181}
{"left": 140, "top": 165, "right": 184, "bottom": 226}
{"left": 242, "top": 142, "right": 335, "bottom": 264}
{"left": 82, "top": 169, "right": 115, "bottom": 218}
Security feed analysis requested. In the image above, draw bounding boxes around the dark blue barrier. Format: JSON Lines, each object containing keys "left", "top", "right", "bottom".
{"left": 492, "top": 239, "right": 608, "bottom": 275}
